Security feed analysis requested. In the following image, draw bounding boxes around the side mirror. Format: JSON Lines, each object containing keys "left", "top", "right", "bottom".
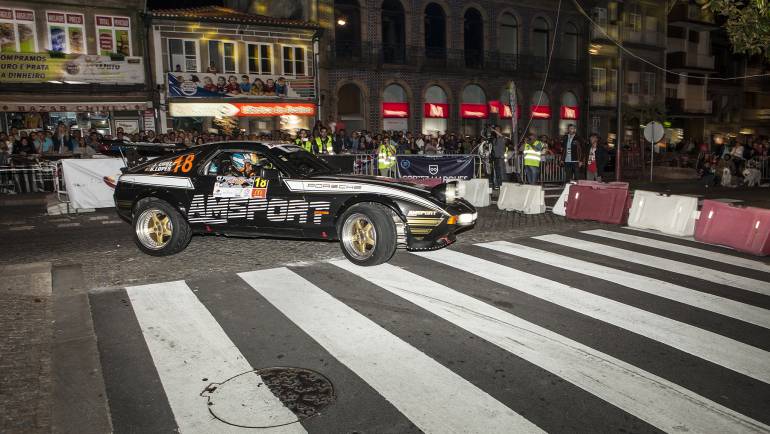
{"left": 261, "top": 167, "right": 280, "bottom": 180}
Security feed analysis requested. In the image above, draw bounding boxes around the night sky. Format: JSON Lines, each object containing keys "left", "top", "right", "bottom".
{"left": 148, "top": 0, "right": 223, "bottom": 9}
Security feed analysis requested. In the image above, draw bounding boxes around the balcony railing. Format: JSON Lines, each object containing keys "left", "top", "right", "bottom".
{"left": 326, "top": 40, "right": 583, "bottom": 77}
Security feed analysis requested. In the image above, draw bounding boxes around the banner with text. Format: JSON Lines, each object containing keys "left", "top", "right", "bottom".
{"left": 397, "top": 155, "right": 475, "bottom": 181}
{"left": 167, "top": 72, "right": 314, "bottom": 99}
{"left": 0, "top": 53, "right": 144, "bottom": 84}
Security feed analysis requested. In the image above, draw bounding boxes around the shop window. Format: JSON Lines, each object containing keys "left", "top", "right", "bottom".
{"left": 168, "top": 39, "right": 198, "bottom": 72}
{"left": 95, "top": 15, "right": 131, "bottom": 56}
{"left": 247, "top": 43, "right": 272, "bottom": 74}
{"left": 208, "top": 40, "right": 237, "bottom": 74}
{"left": 282, "top": 46, "right": 305, "bottom": 76}
{"left": 423, "top": 85, "right": 448, "bottom": 135}
{"left": 0, "top": 8, "right": 37, "bottom": 53}
{"left": 47, "top": 12, "right": 86, "bottom": 54}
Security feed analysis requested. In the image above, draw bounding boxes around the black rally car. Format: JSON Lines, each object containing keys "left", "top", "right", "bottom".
{"left": 113, "top": 141, "right": 477, "bottom": 265}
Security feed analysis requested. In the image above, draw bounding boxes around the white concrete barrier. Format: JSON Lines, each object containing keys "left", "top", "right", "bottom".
{"left": 552, "top": 183, "right": 573, "bottom": 216}
{"left": 497, "top": 183, "right": 546, "bottom": 214}
{"left": 627, "top": 190, "right": 699, "bottom": 236}
{"left": 457, "top": 179, "right": 491, "bottom": 207}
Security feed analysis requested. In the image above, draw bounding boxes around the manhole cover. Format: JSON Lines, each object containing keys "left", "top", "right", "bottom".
{"left": 201, "top": 367, "right": 335, "bottom": 428}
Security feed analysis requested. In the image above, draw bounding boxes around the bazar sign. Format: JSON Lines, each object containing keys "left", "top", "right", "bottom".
{"left": 169, "top": 102, "right": 316, "bottom": 117}
{"left": 0, "top": 102, "right": 152, "bottom": 112}
{"left": 0, "top": 53, "right": 144, "bottom": 84}
{"left": 382, "top": 102, "right": 409, "bottom": 118}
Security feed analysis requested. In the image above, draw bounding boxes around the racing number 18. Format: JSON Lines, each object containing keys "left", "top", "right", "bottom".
{"left": 172, "top": 154, "right": 195, "bottom": 173}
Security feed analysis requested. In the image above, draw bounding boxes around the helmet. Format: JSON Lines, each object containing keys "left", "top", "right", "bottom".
{"left": 231, "top": 153, "right": 246, "bottom": 169}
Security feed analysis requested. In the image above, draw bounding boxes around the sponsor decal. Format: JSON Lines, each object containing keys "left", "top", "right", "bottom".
{"left": 188, "top": 195, "right": 330, "bottom": 225}
{"left": 428, "top": 164, "right": 439, "bottom": 175}
{"left": 396, "top": 155, "right": 474, "bottom": 181}
{"left": 0, "top": 53, "right": 144, "bottom": 84}
{"left": 212, "top": 176, "right": 269, "bottom": 199}
{"left": 145, "top": 160, "right": 174, "bottom": 172}
{"left": 407, "top": 210, "right": 439, "bottom": 216}
{"left": 399, "top": 159, "right": 411, "bottom": 169}
{"left": 118, "top": 174, "right": 195, "bottom": 189}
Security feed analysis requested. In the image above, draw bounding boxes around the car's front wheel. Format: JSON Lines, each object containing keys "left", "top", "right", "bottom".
{"left": 133, "top": 198, "right": 192, "bottom": 256}
{"left": 339, "top": 203, "right": 397, "bottom": 266}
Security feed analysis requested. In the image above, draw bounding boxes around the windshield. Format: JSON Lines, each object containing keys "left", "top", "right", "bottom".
{"left": 270, "top": 145, "right": 337, "bottom": 176}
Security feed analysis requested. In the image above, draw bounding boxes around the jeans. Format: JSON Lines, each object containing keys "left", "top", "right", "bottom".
{"left": 493, "top": 158, "right": 506, "bottom": 187}
{"left": 564, "top": 162, "right": 579, "bottom": 181}
{"left": 525, "top": 166, "right": 540, "bottom": 185}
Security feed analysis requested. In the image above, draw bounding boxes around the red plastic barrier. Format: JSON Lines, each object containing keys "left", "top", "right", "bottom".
{"left": 565, "top": 182, "right": 631, "bottom": 224}
{"left": 694, "top": 200, "right": 770, "bottom": 256}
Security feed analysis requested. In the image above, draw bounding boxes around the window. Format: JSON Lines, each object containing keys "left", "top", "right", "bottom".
{"left": 499, "top": 13, "right": 518, "bottom": 55}
{"left": 626, "top": 81, "right": 640, "bottom": 95}
{"left": 642, "top": 72, "right": 656, "bottom": 96}
{"left": 591, "top": 67, "right": 606, "bottom": 92}
{"left": 0, "top": 8, "right": 37, "bottom": 53}
{"left": 627, "top": 13, "right": 642, "bottom": 32}
{"left": 282, "top": 46, "right": 305, "bottom": 76}
{"left": 168, "top": 39, "right": 198, "bottom": 72}
{"left": 592, "top": 7, "right": 607, "bottom": 28}
{"left": 95, "top": 15, "right": 131, "bottom": 56}
{"left": 608, "top": 2, "right": 618, "bottom": 21}
{"left": 609, "top": 69, "right": 618, "bottom": 92}
{"left": 247, "top": 44, "right": 272, "bottom": 74}
{"left": 563, "top": 23, "right": 579, "bottom": 60}
{"left": 46, "top": 12, "right": 85, "bottom": 54}
{"left": 533, "top": 17, "right": 550, "bottom": 58}
{"left": 208, "top": 40, "right": 237, "bottom": 73}
{"left": 666, "top": 87, "right": 678, "bottom": 99}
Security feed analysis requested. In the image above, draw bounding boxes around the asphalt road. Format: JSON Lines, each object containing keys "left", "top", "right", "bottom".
{"left": 85, "top": 227, "right": 770, "bottom": 433}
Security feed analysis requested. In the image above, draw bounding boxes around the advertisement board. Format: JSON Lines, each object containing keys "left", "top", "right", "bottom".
{"left": 0, "top": 53, "right": 144, "bottom": 84}
{"left": 167, "top": 73, "right": 313, "bottom": 99}
{"left": 169, "top": 102, "right": 316, "bottom": 117}
{"left": 397, "top": 155, "right": 475, "bottom": 181}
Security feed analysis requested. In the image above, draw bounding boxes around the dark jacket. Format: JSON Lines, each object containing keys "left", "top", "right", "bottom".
{"left": 587, "top": 144, "right": 609, "bottom": 172}
{"left": 560, "top": 134, "right": 584, "bottom": 163}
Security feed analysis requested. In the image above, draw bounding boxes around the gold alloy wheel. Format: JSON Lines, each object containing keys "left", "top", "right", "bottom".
{"left": 342, "top": 213, "right": 377, "bottom": 260}
{"left": 136, "top": 208, "right": 174, "bottom": 250}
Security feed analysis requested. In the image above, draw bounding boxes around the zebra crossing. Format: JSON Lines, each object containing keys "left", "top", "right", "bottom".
{"left": 89, "top": 228, "right": 770, "bottom": 434}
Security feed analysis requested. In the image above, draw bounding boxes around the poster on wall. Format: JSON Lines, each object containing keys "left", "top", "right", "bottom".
{"left": 167, "top": 73, "right": 313, "bottom": 99}
{"left": 0, "top": 53, "right": 144, "bottom": 84}
{"left": 115, "top": 119, "right": 139, "bottom": 134}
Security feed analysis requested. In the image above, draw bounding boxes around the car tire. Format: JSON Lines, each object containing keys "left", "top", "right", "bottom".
{"left": 132, "top": 198, "right": 192, "bottom": 256}
{"left": 338, "top": 202, "right": 397, "bottom": 266}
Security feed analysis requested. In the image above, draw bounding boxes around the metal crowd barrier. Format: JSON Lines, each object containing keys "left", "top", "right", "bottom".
{"left": 324, "top": 153, "right": 483, "bottom": 178}
{"left": 748, "top": 157, "right": 769, "bottom": 181}
{"left": 0, "top": 162, "right": 58, "bottom": 194}
{"left": 509, "top": 154, "right": 566, "bottom": 184}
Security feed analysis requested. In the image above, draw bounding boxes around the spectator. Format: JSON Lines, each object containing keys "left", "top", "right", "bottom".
{"left": 73, "top": 136, "right": 96, "bottom": 158}
{"left": 585, "top": 134, "right": 607, "bottom": 181}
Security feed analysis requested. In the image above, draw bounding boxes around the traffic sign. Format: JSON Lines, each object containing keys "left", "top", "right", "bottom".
{"left": 643, "top": 121, "right": 664, "bottom": 143}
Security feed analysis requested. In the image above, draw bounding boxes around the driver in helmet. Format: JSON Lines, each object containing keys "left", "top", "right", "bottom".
{"left": 228, "top": 152, "right": 257, "bottom": 177}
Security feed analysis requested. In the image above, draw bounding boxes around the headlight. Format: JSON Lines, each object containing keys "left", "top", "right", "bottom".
{"left": 457, "top": 212, "right": 477, "bottom": 225}
{"left": 445, "top": 182, "right": 458, "bottom": 203}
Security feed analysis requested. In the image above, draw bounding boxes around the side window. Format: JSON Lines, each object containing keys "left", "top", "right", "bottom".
{"left": 205, "top": 150, "right": 274, "bottom": 177}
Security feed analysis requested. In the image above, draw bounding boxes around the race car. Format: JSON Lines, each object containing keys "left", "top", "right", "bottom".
{"left": 113, "top": 141, "right": 477, "bottom": 266}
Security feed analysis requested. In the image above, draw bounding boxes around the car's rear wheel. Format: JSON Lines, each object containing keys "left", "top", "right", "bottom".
{"left": 339, "top": 203, "right": 397, "bottom": 266}
{"left": 133, "top": 198, "right": 191, "bottom": 256}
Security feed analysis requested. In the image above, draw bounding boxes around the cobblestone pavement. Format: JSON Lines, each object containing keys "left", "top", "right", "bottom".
{"left": 0, "top": 206, "right": 604, "bottom": 289}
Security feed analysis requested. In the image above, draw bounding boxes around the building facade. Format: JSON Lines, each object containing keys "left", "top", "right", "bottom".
{"left": 146, "top": 6, "right": 320, "bottom": 135}
{"left": 587, "top": 0, "right": 666, "bottom": 148}
{"left": 0, "top": 0, "right": 150, "bottom": 135}
{"left": 315, "top": 0, "right": 588, "bottom": 139}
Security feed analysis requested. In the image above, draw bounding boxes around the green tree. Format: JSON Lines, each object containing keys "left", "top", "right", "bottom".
{"left": 706, "top": 0, "right": 770, "bottom": 60}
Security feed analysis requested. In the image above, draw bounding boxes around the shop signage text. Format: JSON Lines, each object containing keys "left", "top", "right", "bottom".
{"left": 0, "top": 53, "right": 144, "bottom": 84}
{"left": 0, "top": 102, "right": 152, "bottom": 112}
{"left": 560, "top": 105, "right": 579, "bottom": 120}
{"left": 169, "top": 102, "right": 316, "bottom": 117}
{"left": 382, "top": 102, "right": 409, "bottom": 118}
{"left": 460, "top": 103, "right": 489, "bottom": 119}
{"left": 531, "top": 105, "right": 552, "bottom": 119}
{"left": 423, "top": 103, "right": 449, "bottom": 119}
{"left": 488, "top": 101, "right": 521, "bottom": 119}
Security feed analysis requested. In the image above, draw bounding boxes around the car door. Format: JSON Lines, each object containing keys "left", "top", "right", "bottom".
{"left": 192, "top": 148, "right": 306, "bottom": 237}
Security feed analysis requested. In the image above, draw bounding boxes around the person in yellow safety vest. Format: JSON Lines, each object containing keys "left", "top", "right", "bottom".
{"left": 377, "top": 137, "right": 397, "bottom": 177}
{"left": 523, "top": 132, "right": 545, "bottom": 185}
{"left": 313, "top": 127, "right": 334, "bottom": 155}
{"left": 294, "top": 129, "right": 313, "bottom": 153}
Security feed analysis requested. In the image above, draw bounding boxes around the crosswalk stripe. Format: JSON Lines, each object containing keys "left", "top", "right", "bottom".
{"left": 585, "top": 229, "right": 770, "bottom": 274}
{"left": 479, "top": 241, "right": 770, "bottom": 329}
{"left": 333, "top": 259, "right": 770, "bottom": 434}
{"left": 624, "top": 226, "right": 696, "bottom": 241}
{"left": 238, "top": 268, "right": 544, "bottom": 434}
{"left": 126, "top": 281, "right": 305, "bottom": 434}
{"left": 535, "top": 234, "right": 770, "bottom": 297}
{"left": 413, "top": 249, "right": 770, "bottom": 384}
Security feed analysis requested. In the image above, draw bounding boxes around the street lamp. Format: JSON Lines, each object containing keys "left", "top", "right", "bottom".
{"left": 337, "top": 18, "right": 347, "bottom": 26}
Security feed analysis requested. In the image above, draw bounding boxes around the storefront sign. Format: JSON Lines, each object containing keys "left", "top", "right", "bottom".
{"left": 460, "top": 103, "right": 488, "bottom": 119}
{"left": 0, "top": 101, "right": 151, "bottom": 112}
{"left": 382, "top": 102, "right": 409, "bottom": 118}
{"left": 531, "top": 105, "right": 552, "bottom": 119}
{"left": 0, "top": 53, "right": 144, "bottom": 84}
{"left": 560, "top": 105, "right": 579, "bottom": 119}
{"left": 115, "top": 119, "right": 139, "bottom": 134}
{"left": 167, "top": 73, "right": 312, "bottom": 99}
{"left": 489, "top": 101, "right": 521, "bottom": 119}
{"left": 397, "top": 155, "right": 475, "bottom": 181}
{"left": 423, "top": 103, "right": 449, "bottom": 118}
{"left": 169, "top": 102, "right": 316, "bottom": 117}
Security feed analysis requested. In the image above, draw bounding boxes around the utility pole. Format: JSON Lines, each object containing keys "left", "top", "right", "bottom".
{"left": 615, "top": 2, "right": 624, "bottom": 181}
